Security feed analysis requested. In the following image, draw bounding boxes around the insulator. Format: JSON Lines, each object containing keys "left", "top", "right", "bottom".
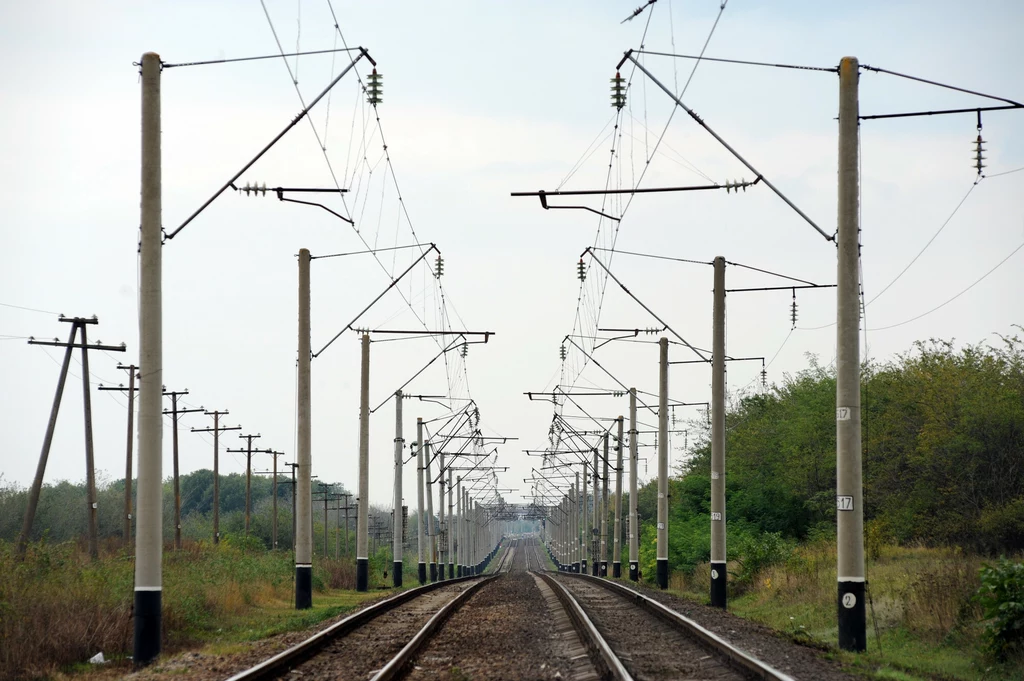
{"left": 577, "top": 258, "right": 586, "bottom": 282}
{"left": 435, "top": 255, "right": 444, "bottom": 278}
{"left": 559, "top": 343, "right": 567, "bottom": 361}
{"left": 460, "top": 342, "right": 468, "bottom": 359}
{"left": 761, "top": 367, "right": 767, "bottom": 388}
{"left": 790, "top": 289, "right": 798, "bottom": 329}
{"left": 610, "top": 72, "right": 626, "bottom": 110}
{"left": 974, "top": 135, "right": 987, "bottom": 175}
{"left": 366, "top": 69, "right": 383, "bottom": 105}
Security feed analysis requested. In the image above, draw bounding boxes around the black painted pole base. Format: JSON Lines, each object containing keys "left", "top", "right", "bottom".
{"left": 356, "top": 558, "right": 369, "bottom": 592}
{"left": 581, "top": 559, "right": 587, "bottom": 574}
{"left": 439, "top": 563, "right": 446, "bottom": 580}
{"left": 612, "top": 561, "right": 621, "bottom": 578}
{"left": 573, "top": 562, "right": 580, "bottom": 573}
{"left": 393, "top": 561, "right": 403, "bottom": 588}
{"left": 656, "top": 559, "right": 669, "bottom": 589}
{"left": 418, "top": 562, "right": 427, "bottom": 584}
{"left": 295, "top": 565, "right": 312, "bottom": 609}
{"left": 133, "top": 589, "right": 161, "bottom": 667}
{"left": 449, "top": 563, "right": 454, "bottom": 579}
{"left": 457, "top": 565, "right": 463, "bottom": 577}
{"left": 592, "top": 561, "right": 599, "bottom": 576}
{"left": 430, "top": 563, "right": 437, "bottom": 582}
{"left": 838, "top": 581, "right": 867, "bottom": 652}
{"left": 710, "top": 561, "right": 727, "bottom": 608}
{"left": 628, "top": 561, "right": 639, "bottom": 581}
{"left": 600, "top": 561, "right": 608, "bottom": 577}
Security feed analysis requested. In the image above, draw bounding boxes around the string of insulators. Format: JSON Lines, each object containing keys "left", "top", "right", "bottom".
{"left": 790, "top": 289, "right": 798, "bottom": 330}
{"left": 610, "top": 72, "right": 626, "bottom": 110}
{"left": 366, "top": 69, "right": 383, "bottom": 105}
{"left": 241, "top": 182, "right": 267, "bottom": 196}
{"left": 613, "top": 390, "right": 625, "bottom": 397}
{"left": 559, "top": 343, "right": 567, "bottom": 361}
{"left": 460, "top": 342, "right": 468, "bottom": 359}
{"left": 973, "top": 111, "right": 987, "bottom": 176}
{"left": 761, "top": 361, "right": 767, "bottom": 389}
{"left": 434, "top": 255, "right": 444, "bottom": 278}
{"left": 577, "top": 258, "right": 586, "bottom": 282}
{"left": 723, "top": 178, "right": 750, "bottom": 193}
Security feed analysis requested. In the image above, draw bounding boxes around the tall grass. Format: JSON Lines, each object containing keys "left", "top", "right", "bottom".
{"left": 0, "top": 537, "right": 350, "bottom": 680}
{"left": 670, "top": 540, "right": 1024, "bottom": 679}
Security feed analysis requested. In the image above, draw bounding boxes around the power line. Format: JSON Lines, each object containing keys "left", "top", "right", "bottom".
{"left": 0, "top": 301, "right": 60, "bottom": 315}
{"left": 636, "top": 50, "right": 836, "bottom": 73}
{"left": 868, "top": 240, "right": 1024, "bottom": 331}
{"left": 865, "top": 179, "right": 980, "bottom": 306}
{"left": 161, "top": 47, "right": 361, "bottom": 69}
{"left": 985, "top": 166, "right": 1024, "bottom": 179}
{"left": 860, "top": 64, "right": 1023, "bottom": 107}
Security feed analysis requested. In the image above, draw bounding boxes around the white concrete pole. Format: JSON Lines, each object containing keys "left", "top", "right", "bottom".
{"left": 134, "top": 51, "right": 163, "bottom": 667}
{"left": 424, "top": 436, "right": 437, "bottom": 582}
{"left": 456, "top": 476, "right": 462, "bottom": 576}
{"left": 711, "top": 256, "right": 727, "bottom": 607}
{"left": 836, "top": 55, "right": 866, "bottom": 652}
{"left": 628, "top": 388, "right": 639, "bottom": 580}
{"left": 573, "top": 474, "right": 581, "bottom": 572}
{"left": 416, "top": 412, "right": 426, "bottom": 584}
{"left": 582, "top": 460, "right": 589, "bottom": 574}
{"left": 438, "top": 446, "right": 446, "bottom": 579}
{"left": 356, "top": 334, "right": 370, "bottom": 591}
{"left": 600, "top": 432, "right": 609, "bottom": 576}
{"left": 613, "top": 415, "right": 624, "bottom": 577}
{"left": 447, "top": 468, "right": 454, "bottom": 578}
{"left": 656, "top": 338, "right": 669, "bottom": 589}
{"left": 295, "top": 249, "right": 312, "bottom": 607}
{"left": 392, "top": 390, "right": 404, "bottom": 587}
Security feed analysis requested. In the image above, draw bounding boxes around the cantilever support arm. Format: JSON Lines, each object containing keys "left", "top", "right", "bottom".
{"left": 166, "top": 48, "right": 371, "bottom": 240}
{"left": 619, "top": 49, "right": 831, "bottom": 242}
{"left": 313, "top": 244, "right": 438, "bottom": 358}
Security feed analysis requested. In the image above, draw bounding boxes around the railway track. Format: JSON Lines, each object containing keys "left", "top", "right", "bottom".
{"left": 224, "top": 536, "right": 814, "bottom": 680}
{"left": 532, "top": 541, "right": 796, "bottom": 681}
{"left": 225, "top": 540, "right": 514, "bottom": 681}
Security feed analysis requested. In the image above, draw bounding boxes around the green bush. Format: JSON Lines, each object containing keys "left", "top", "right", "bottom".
{"left": 976, "top": 558, "right": 1024, "bottom": 660}
{"left": 734, "top": 531, "right": 794, "bottom": 584}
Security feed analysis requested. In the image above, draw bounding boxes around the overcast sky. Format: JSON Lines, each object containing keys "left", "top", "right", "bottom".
{"left": 1, "top": 1, "right": 1021, "bottom": 513}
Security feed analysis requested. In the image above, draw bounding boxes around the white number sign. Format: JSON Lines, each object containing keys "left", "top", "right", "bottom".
{"left": 711, "top": 512, "right": 722, "bottom": 521}
{"left": 836, "top": 407, "right": 851, "bottom": 421}
{"left": 842, "top": 593, "right": 857, "bottom": 608}
{"left": 837, "top": 495, "right": 854, "bottom": 511}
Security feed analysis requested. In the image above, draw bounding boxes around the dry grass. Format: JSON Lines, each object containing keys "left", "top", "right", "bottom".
{"left": 0, "top": 539, "right": 326, "bottom": 680}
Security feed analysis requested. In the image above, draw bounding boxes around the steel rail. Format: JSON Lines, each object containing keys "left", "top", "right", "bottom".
{"left": 370, "top": 576, "right": 499, "bottom": 681}
{"left": 558, "top": 572, "right": 797, "bottom": 681}
{"left": 535, "top": 571, "right": 635, "bottom": 681}
{"left": 223, "top": 572, "right": 493, "bottom": 681}
{"left": 371, "top": 539, "right": 516, "bottom": 680}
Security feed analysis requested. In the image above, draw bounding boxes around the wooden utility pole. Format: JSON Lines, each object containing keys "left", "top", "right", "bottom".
{"left": 228, "top": 433, "right": 261, "bottom": 535}
{"left": 98, "top": 363, "right": 139, "bottom": 549}
{"left": 339, "top": 492, "right": 354, "bottom": 555}
{"left": 20, "top": 315, "right": 126, "bottom": 560}
{"left": 255, "top": 450, "right": 287, "bottom": 549}
{"left": 163, "top": 389, "right": 203, "bottom": 549}
{"left": 284, "top": 462, "right": 299, "bottom": 550}
{"left": 192, "top": 410, "right": 240, "bottom": 544}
